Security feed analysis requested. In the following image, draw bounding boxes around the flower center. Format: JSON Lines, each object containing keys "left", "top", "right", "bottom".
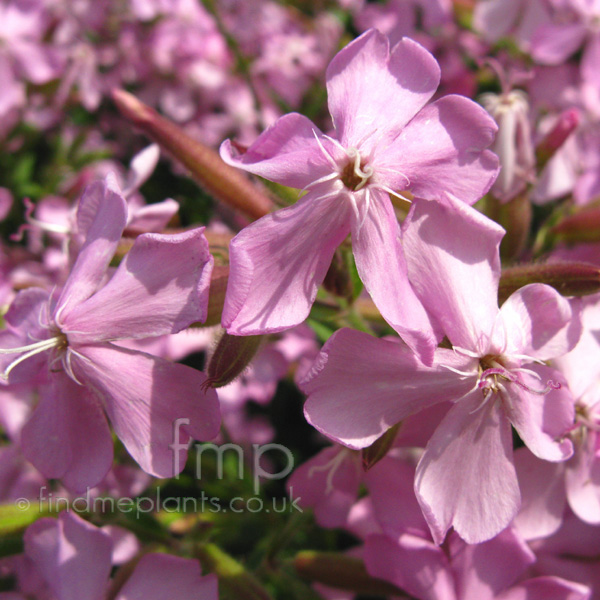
{"left": 477, "top": 354, "right": 560, "bottom": 399}
{"left": 340, "top": 147, "right": 373, "bottom": 191}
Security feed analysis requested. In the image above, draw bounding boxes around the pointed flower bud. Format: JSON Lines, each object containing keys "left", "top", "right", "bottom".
{"left": 499, "top": 262, "right": 600, "bottom": 303}
{"left": 205, "top": 332, "right": 263, "bottom": 389}
{"left": 361, "top": 423, "right": 400, "bottom": 471}
{"left": 294, "top": 551, "right": 404, "bottom": 596}
{"left": 112, "top": 89, "right": 273, "bottom": 222}
{"left": 197, "top": 544, "right": 273, "bottom": 600}
{"left": 551, "top": 207, "right": 600, "bottom": 244}
{"left": 536, "top": 108, "right": 580, "bottom": 170}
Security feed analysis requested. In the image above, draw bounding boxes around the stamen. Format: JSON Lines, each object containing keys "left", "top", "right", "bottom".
{"left": 307, "top": 448, "right": 351, "bottom": 495}
{"left": 0, "top": 337, "right": 62, "bottom": 380}
{"left": 312, "top": 129, "right": 339, "bottom": 170}
{"left": 376, "top": 184, "right": 412, "bottom": 203}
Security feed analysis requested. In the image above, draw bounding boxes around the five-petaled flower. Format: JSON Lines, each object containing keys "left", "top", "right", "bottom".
{"left": 0, "top": 175, "right": 220, "bottom": 491}
{"left": 220, "top": 28, "right": 499, "bottom": 364}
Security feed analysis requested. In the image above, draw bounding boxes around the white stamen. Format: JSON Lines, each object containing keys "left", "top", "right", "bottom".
{"left": 452, "top": 346, "right": 481, "bottom": 359}
{"left": 376, "top": 184, "right": 412, "bottom": 203}
{"left": 0, "top": 337, "right": 62, "bottom": 380}
{"left": 307, "top": 448, "right": 351, "bottom": 495}
{"left": 312, "top": 129, "right": 339, "bottom": 171}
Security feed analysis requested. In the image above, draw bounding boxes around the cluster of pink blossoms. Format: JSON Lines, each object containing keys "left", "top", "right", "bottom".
{"left": 2, "top": 0, "right": 600, "bottom": 598}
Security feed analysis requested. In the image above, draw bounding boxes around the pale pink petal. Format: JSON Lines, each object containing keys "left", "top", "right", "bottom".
{"left": 351, "top": 191, "right": 436, "bottom": 364}
{"left": 496, "top": 577, "right": 591, "bottom": 600}
{"left": 100, "top": 526, "right": 141, "bottom": 565}
{"left": 302, "top": 329, "right": 476, "bottom": 449}
{"left": 326, "top": 30, "right": 440, "bottom": 151}
{"left": 364, "top": 533, "right": 456, "bottom": 600}
{"left": 500, "top": 285, "right": 583, "bottom": 360}
{"left": 125, "top": 199, "right": 179, "bottom": 234}
{"left": 473, "top": 0, "right": 523, "bottom": 41}
{"left": 24, "top": 512, "right": 112, "bottom": 600}
{"left": 513, "top": 448, "right": 566, "bottom": 540}
{"left": 21, "top": 373, "right": 113, "bottom": 492}
{"left": 379, "top": 95, "right": 499, "bottom": 204}
{"left": 402, "top": 193, "right": 505, "bottom": 354}
{"left": 581, "top": 33, "right": 600, "bottom": 87}
{"left": 287, "top": 446, "right": 361, "bottom": 528}
{"left": 530, "top": 23, "right": 588, "bottom": 64}
{"left": 507, "top": 365, "right": 574, "bottom": 462}
{"left": 55, "top": 175, "right": 127, "bottom": 320}
{"left": 364, "top": 454, "right": 429, "bottom": 539}
{"left": 223, "top": 194, "right": 351, "bottom": 335}
{"left": 122, "top": 144, "right": 160, "bottom": 197}
{"left": 448, "top": 528, "right": 535, "bottom": 600}
{"left": 72, "top": 343, "right": 220, "bottom": 478}
{"left": 565, "top": 431, "right": 600, "bottom": 524}
{"left": 220, "top": 113, "right": 338, "bottom": 189}
{"left": 415, "top": 394, "right": 520, "bottom": 545}
{"left": 4, "top": 287, "right": 50, "bottom": 337}
{"left": 65, "top": 228, "right": 213, "bottom": 343}
{"left": 116, "top": 554, "right": 218, "bottom": 600}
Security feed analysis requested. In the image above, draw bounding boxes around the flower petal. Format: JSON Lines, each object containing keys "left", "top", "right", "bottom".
{"left": 21, "top": 373, "right": 113, "bottom": 492}
{"left": 402, "top": 193, "right": 505, "bottom": 354}
{"left": 513, "top": 448, "right": 566, "bottom": 540}
{"left": 302, "top": 329, "right": 475, "bottom": 449}
{"left": 327, "top": 30, "right": 440, "bottom": 151}
{"left": 500, "top": 284, "right": 583, "bottom": 361}
{"left": 415, "top": 394, "right": 520, "bottom": 544}
{"left": 24, "top": 512, "right": 113, "bottom": 600}
{"left": 116, "top": 554, "right": 218, "bottom": 600}
{"left": 506, "top": 364, "right": 574, "bottom": 462}
{"left": 364, "top": 533, "right": 456, "bottom": 600}
{"left": 55, "top": 174, "right": 127, "bottom": 320}
{"left": 223, "top": 193, "right": 351, "bottom": 335}
{"left": 530, "top": 22, "right": 588, "bottom": 64}
{"left": 351, "top": 191, "right": 436, "bottom": 364}
{"left": 72, "top": 343, "right": 220, "bottom": 478}
{"left": 448, "top": 528, "right": 536, "bottom": 600}
{"left": 379, "top": 95, "right": 499, "bottom": 204}
{"left": 220, "top": 113, "right": 338, "bottom": 189}
{"left": 65, "top": 228, "right": 213, "bottom": 343}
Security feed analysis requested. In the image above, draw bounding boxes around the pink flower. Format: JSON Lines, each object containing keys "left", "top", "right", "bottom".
{"left": 302, "top": 194, "right": 581, "bottom": 543}
{"left": 0, "top": 175, "right": 220, "bottom": 491}
{"left": 21, "top": 511, "right": 217, "bottom": 600}
{"left": 220, "top": 28, "right": 498, "bottom": 363}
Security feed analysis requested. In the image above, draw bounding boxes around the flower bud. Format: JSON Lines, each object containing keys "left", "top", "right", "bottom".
{"left": 112, "top": 89, "right": 272, "bottom": 222}
{"left": 361, "top": 423, "right": 400, "bottom": 471}
{"left": 204, "top": 265, "right": 229, "bottom": 327}
{"left": 294, "top": 551, "right": 404, "bottom": 596}
{"left": 551, "top": 208, "right": 600, "bottom": 244}
{"left": 205, "top": 332, "right": 263, "bottom": 388}
{"left": 499, "top": 262, "right": 600, "bottom": 303}
{"left": 536, "top": 108, "right": 580, "bottom": 170}
{"left": 197, "top": 543, "right": 273, "bottom": 600}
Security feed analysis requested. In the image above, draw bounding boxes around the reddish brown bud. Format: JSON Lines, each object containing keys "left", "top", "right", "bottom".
{"left": 294, "top": 551, "right": 405, "bottom": 596}
{"left": 550, "top": 208, "right": 600, "bottom": 244}
{"left": 205, "top": 332, "right": 263, "bottom": 389}
{"left": 361, "top": 423, "right": 400, "bottom": 471}
{"left": 112, "top": 89, "right": 272, "bottom": 222}
{"left": 499, "top": 261, "right": 600, "bottom": 303}
{"left": 203, "top": 265, "right": 229, "bottom": 327}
